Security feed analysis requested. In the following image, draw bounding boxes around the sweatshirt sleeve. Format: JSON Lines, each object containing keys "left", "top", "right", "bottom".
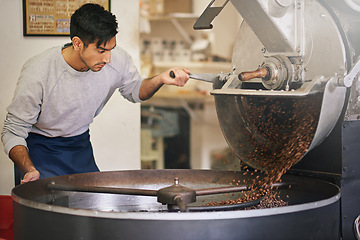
{"left": 1, "top": 58, "right": 43, "bottom": 155}
{"left": 112, "top": 48, "right": 144, "bottom": 103}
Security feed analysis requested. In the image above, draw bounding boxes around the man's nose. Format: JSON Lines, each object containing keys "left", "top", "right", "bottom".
{"left": 103, "top": 51, "right": 111, "bottom": 64}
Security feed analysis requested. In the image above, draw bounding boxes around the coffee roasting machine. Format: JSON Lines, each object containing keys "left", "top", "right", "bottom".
{"left": 11, "top": 0, "right": 360, "bottom": 239}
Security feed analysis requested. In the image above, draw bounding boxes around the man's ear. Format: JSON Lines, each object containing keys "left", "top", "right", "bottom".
{"left": 72, "top": 37, "right": 83, "bottom": 51}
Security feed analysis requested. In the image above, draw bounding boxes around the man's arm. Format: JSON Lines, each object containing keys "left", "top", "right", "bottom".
{"left": 139, "top": 68, "right": 190, "bottom": 100}
{"left": 9, "top": 145, "right": 40, "bottom": 184}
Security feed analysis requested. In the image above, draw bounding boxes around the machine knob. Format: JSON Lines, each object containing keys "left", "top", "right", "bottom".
{"left": 238, "top": 68, "right": 270, "bottom": 81}
{"left": 238, "top": 55, "right": 293, "bottom": 90}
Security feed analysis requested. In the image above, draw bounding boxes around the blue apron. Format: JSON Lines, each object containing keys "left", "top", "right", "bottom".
{"left": 15, "top": 130, "right": 99, "bottom": 185}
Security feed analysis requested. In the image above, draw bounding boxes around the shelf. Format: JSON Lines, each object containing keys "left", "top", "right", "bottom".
{"left": 153, "top": 61, "right": 232, "bottom": 74}
{"left": 145, "top": 61, "right": 231, "bottom": 106}
{"left": 142, "top": 90, "right": 214, "bottom": 109}
{"left": 145, "top": 13, "right": 199, "bottom": 45}
{"left": 147, "top": 13, "right": 198, "bottom": 21}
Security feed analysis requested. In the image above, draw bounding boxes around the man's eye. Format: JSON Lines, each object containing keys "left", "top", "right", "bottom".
{"left": 99, "top": 50, "right": 105, "bottom": 54}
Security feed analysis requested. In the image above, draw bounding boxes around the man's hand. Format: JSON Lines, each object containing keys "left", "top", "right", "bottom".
{"left": 9, "top": 145, "right": 40, "bottom": 184}
{"left": 139, "top": 68, "right": 190, "bottom": 100}
{"left": 162, "top": 68, "right": 190, "bottom": 87}
{"left": 21, "top": 169, "right": 40, "bottom": 184}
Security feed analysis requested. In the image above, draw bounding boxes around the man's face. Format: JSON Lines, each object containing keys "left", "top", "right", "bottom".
{"left": 79, "top": 36, "right": 117, "bottom": 72}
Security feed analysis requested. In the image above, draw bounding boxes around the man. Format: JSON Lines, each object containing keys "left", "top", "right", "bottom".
{"left": 1, "top": 3, "right": 190, "bottom": 185}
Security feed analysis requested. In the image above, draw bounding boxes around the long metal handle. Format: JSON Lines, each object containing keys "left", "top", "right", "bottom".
{"left": 48, "top": 181, "right": 292, "bottom": 197}
{"left": 196, "top": 182, "right": 292, "bottom": 196}
{"left": 48, "top": 182, "right": 158, "bottom": 196}
{"left": 196, "top": 185, "right": 248, "bottom": 196}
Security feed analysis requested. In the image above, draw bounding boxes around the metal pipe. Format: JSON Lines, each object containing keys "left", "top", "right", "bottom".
{"left": 196, "top": 182, "right": 293, "bottom": 196}
{"left": 47, "top": 182, "right": 158, "bottom": 196}
{"left": 196, "top": 185, "right": 248, "bottom": 196}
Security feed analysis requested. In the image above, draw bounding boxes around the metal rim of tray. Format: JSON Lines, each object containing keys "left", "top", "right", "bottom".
{"left": 11, "top": 170, "right": 341, "bottom": 220}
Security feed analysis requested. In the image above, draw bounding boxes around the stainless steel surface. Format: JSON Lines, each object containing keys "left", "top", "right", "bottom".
{"left": 344, "top": 57, "right": 360, "bottom": 121}
{"left": 341, "top": 58, "right": 360, "bottom": 87}
{"left": 12, "top": 170, "right": 341, "bottom": 239}
{"left": 205, "top": 2, "right": 360, "bottom": 237}
{"left": 210, "top": 0, "right": 360, "bottom": 171}
{"left": 189, "top": 73, "right": 218, "bottom": 83}
{"left": 213, "top": 92, "right": 323, "bottom": 171}
{"left": 230, "top": 0, "right": 304, "bottom": 56}
{"left": 12, "top": 170, "right": 265, "bottom": 213}
{"left": 12, "top": 170, "right": 340, "bottom": 215}
{"left": 47, "top": 176, "right": 293, "bottom": 212}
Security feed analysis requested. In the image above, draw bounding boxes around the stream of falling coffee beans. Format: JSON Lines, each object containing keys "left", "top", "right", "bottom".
{"left": 206, "top": 93, "right": 323, "bottom": 209}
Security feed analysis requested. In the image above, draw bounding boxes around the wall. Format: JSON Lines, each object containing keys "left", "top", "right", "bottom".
{"left": 141, "top": 0, "right": 242, "bottom": 169}
{"left": 0, "top": 0, "right": 140, "bottom": 195}
{"left": 191, "top": 1, "right": 242, "bottom": 169}
{"left": 190, "top": 101, "right": 230, "bottom": 169}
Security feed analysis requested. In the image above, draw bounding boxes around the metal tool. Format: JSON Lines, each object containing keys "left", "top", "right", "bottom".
{"left": 169, "top": 70, "right": 217, "bottom": 83}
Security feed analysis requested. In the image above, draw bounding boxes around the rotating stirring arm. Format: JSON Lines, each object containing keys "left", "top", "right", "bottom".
{"left": 47, "top": 178, "right": 292, "bottom": 212}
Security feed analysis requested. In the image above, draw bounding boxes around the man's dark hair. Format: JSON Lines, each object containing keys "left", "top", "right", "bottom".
{"left": 70, "top": 3, "right": 118, "bottom": 48}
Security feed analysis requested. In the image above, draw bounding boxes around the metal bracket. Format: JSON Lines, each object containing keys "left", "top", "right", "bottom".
{"left": 339, "top": 58, "right": 360, "bottom": 87}
{"left": 193, "top": 0, "right": 229, "bottom": 30}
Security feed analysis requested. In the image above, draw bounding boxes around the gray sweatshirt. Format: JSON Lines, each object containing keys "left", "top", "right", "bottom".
{"left": 2, "top": 45, "right": 143, "bottom": 155}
